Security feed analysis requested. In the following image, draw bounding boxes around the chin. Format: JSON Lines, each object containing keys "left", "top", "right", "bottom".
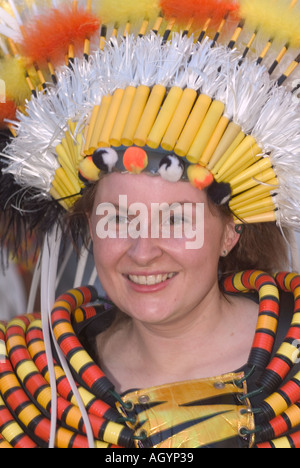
{"left": 122, "top": 298, "right": 176, "bottom": 324}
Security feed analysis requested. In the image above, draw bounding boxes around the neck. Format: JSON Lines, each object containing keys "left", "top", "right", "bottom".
{"left": 98, "top": 281, "right": 258, "bottom": 392}
{"left": 125, "top": 283, "right": 229, "bottom": 377}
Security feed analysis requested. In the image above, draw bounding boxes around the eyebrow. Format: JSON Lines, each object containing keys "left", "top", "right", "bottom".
{"left": 108, "top": 201, "right": 198, "bottom": 209}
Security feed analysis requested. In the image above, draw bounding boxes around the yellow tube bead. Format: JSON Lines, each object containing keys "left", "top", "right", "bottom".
{"left": 161, "top": 88, "right": 197, "bottom": 152}
{"left": 146, "top": 86, "right": 183, "bottom": 149}
{"left": 212, "top": 130, "right": 245, "bottom": 176}
{"left": 84, "top": 105, "right": 100, "bottom": 154}
{"left": 61, "top": 136, "right": 75, "bottom": 169}
{"left": 56, "top": 146, "right": 81, "bottom": 192}
{"left": 69, "top": 349, "right": 94, "bottom": 373}
{"left": 199, "top": 115, "right": 230, "bottom": 166}
{"left": 133, "top": 84, "right": 166, "bottom": 147}
{"left": 0, "top": 439, "right": 13, "bottom": 448}
{"left": 37, "top": 387, "right": 52, "bottom": 410}
{"left": 187, "top": 100, "right": 225, "bottom": 163}
{"left": 1, "top": 422, "right": 24, "bottom": 445}
{"left": 218, "top": 145, "right": 262, "bottom": 182}
{"left": 65, "top": 406, "right": 82, "bottom": 430}
{"left": 66, "top": 132, "right": 79, "bottom": 168}
{"left": 257, "top": 315, "right": 278, "bottom": 334}
{"left": 231, "top": 271, "right": 246, "bottom": 291}
{"left": 87, "top": 96, "right": 112, "bottom": 152}
{"left": 264, "top": 392, "right": 289, "bottom": 418}
{"left": 103, "top": 422, "right": 124, "bottom": 446}
{"left": 282, "top": 272, "right": 298, "bottom": 289}
{"left": 121, "top": 85, "right": 150, "bottom": 146}
{"left": 55, "top": 167, "right": 77, "bottom": 197}
{"left": 0, "top": 375, "right": 15, "bottom": 395}
{"left": 236, "top": 208, "right": 278, "bottom": 221}
{"left": 49, "top": 186, "right": 69, "bottom": 210}
{"left": 95, "top": 441, "right": 113, "bottom": 448}
{"left": 67, "top": 120, "right": 77, "bottom": 136}
{"left": 234, "top": 196, "right": 276, "bottom": 216}
{"left": 27, "top": 340, "right": 44, "bottom": 361}
{"left": 52, "top": 177, "right": 71, "bottom": 204}
{"left": 230, "top": 158, "right": 272, "bottom": 188}
{"left": 277, "top": 342, "right": 300, "bottom": 364}
{"left": 98, "top": 88, "right": 125, "bottom": 147}
{"left": 69, "top": 287, "right": 86, "bottom": 304}
{"left": 234, "top": 211, "right": 277, "bottom": 225}
{"left": 230, "top": 178, "right": 278, "bottom": 209}
{"left": 75, "top": 132, "right": 84, "bottom": 162}
{"left": 231, "top": 192, "right": 274, "bottom": 213}
{"left": 18, "top": 404, "right": 41, "bottom": 427}
{"left": 109, "top": 86, "right": 137, "bottom": 147}
{"left": 214, "top": 135, "right": 257, "bottom": 179}
{"left": 271, "top": 437, "right": 294, "bottom": 449}
{"left": 7, "top": 317, "right": 27, "bottom": 331}
{"left": 16, "top": 360, "right": 38, "bottom": 383}
{"left": 174, "top": 94, "right": 212, "bottom": 157}
{"left": 285, "top": 404, "right": 300, "bottom": 428}
{"left": 235, "top": 207, "right": 276, "bottom": 220}
{"left": 55, "top": 427, "right": 77, "bottom": 449}
{"left": 76, "top": 387, "right": 96, "bottom": 407}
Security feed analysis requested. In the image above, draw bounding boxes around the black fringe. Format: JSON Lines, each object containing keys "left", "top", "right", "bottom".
{"left": 0, "top": 156, "right": 65, "bottom": 267}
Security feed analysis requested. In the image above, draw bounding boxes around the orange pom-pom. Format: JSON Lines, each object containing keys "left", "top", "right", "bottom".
{"left": 78, "top": 156, "right": 100, "bottom": 182}
{"left": 160, "top": 0, "right": 239, "bottom": 27}
{"left": 20, "top": 7, "right": 100, "bottom": 66}
{"left": 0, "top": 100, "right": 17, "bottom": 129}
{"left": 187, "top": 164, "right": 214, "bottom": 190}
{"left": 123, "top": 147, "right": 148, "bottom": 174}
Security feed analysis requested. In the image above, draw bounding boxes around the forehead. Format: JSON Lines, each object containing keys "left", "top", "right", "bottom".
{"left": 94, "top": 172, "right": 208, "bottom": 205}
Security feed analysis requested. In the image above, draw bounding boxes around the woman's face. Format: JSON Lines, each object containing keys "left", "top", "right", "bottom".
{"left": 89, "top": 173, "right": 239, "bottom": 326}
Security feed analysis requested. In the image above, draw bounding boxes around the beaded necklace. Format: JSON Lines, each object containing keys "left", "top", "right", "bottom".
{"left": 0, "top": 270, "right": 300, "bottom": 448}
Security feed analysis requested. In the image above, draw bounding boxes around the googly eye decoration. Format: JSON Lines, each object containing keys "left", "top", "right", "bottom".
{"left": 92, "top": 147, "right": 119, "bottom": 172}
{"left": 158, "top": 155, "right": 185, "bottom": 182}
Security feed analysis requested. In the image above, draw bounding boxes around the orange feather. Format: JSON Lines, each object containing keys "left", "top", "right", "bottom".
{"left": 0, "top": 100, "right": 17, "bottom": 128}
{"left": 20, "top": 7, "right": 100, "bottom": 66}
{"left": 160, "top": 0, "right": 239, "bottom": 26}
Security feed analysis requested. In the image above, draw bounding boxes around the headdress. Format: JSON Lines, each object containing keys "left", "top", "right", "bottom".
{"left": 1, "top": 0, "right": 300, "bottom": 450}
{"left": 0, "top": 0, "right": 299, "bottom": 246}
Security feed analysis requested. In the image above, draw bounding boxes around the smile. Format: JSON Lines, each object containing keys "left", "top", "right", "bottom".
{"left": 127, "top": 273, "right": 177, "bottom": 286}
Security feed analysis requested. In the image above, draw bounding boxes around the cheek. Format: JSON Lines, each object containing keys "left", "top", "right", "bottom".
{"left": 93, "top": 237, "right": 123, "bottom": 271}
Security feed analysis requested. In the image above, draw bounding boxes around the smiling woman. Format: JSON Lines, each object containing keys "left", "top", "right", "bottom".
{"left": 1, "top": 0, "right": 300, "bottom": 451}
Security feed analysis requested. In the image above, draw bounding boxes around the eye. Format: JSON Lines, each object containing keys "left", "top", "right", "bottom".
{"left": 115, "top": 215, "right": 129, "bottom": 224}
{"left": 170, "top": 214, "right": 190, "bottom": 226}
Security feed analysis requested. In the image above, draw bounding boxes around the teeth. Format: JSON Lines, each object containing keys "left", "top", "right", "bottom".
{"left": 128, "top": 273, "right": 176, "bottom": 285}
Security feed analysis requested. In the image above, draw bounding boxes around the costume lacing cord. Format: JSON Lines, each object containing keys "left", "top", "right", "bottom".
{"left": 1, "top": 270, "right": 300, "bottom": 448}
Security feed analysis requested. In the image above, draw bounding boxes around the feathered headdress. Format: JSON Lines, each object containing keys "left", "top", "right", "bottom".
{"left": 1, "top": 0, "right": 300, "bottom": 451}
{"left": 0, "top": 0, "right": 299, "bottom": 251}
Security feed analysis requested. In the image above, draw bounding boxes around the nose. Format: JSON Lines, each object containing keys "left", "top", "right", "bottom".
{"left": 126, "top": 235, "right": 164, "bottom": 266}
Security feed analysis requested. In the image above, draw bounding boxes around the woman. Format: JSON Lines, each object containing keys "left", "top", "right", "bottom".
{"left": 62, "top": 163, "right": 295, "bottom": 449}
{"left": 1, "top": 0, "right": 300, "bottom": 449}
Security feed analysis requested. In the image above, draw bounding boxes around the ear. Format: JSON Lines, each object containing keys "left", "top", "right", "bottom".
{"left": 221, "top": 219, "right": 241, "bottom": 256}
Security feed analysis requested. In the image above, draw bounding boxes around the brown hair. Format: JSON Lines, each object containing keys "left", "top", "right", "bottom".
{"left": 66, "top": 181, "right": 290, "bottom": 276}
